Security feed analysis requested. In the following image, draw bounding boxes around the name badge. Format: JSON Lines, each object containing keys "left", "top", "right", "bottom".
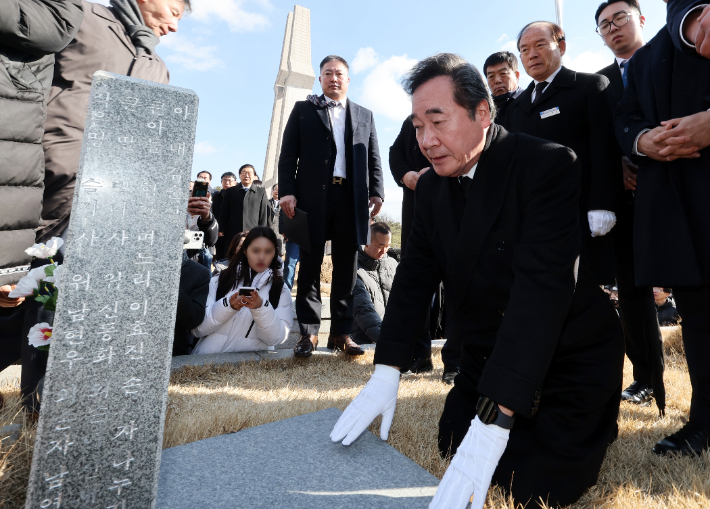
{"left": 540, "top": 107, "right": 560, "bottom": 119}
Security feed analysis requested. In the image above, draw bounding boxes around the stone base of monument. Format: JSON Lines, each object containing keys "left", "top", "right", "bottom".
{"left": 156, "top": 407, "right": 439, "bottom": 508}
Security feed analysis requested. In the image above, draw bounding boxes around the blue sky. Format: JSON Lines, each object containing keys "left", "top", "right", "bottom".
{"left": 104, "top": 0, "right": 669, "bottom": 220}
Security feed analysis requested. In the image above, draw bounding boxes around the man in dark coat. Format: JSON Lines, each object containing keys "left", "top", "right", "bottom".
{"left": 278, "top": 55, "right": 384, "bottom": 358}
{"left": 211, "top": 172, "right": 237, "bottom": 260}
{"left": 483, "top": 51, "right": 524, "bottom": 119}
{"left": 218, "top": 164, "right": 270, "bottom": 255}
{"left": 174, "top": 254, "right": 210, "bottom": 356}
{"left": 500, "top": 21, "right": 622, "bottom": 286}
{"left": 595, "top": 0, "right": 665, "bottom": 410}
{"left": 614, "top": 0, "right": 710, "bottom": 456}
{"left": 332, "top": 54, "right": 623, "bottom": 508}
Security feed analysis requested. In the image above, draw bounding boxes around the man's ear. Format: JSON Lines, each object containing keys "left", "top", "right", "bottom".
{"left": 558, "top": 39, "right": 567, "bottom": 57}
{"left": 515, "top": 71, "right": 520, "bottom": 80}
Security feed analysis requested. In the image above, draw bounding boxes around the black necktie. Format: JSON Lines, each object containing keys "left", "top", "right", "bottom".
{"left": 459, "top": 176, "right": 472, "bottom": 198}
{"left": 532, "top": 81, "right": 548, "bottom": 108}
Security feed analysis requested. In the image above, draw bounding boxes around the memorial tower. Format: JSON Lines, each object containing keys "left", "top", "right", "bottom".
{"left": 261, "top": 5, "right": 315, "bottom": 190}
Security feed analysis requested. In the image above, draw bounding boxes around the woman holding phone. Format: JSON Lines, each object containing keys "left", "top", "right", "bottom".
{"left": 191, "top": 227, "right": 293, "bottom": 354}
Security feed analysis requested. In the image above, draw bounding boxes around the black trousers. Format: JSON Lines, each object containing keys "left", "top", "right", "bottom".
{"left": 296, "top": 181, "right": 357, "bottom": 336}
{"left": 410, "top": 284, "right": 461, "bottom": 369}
{"left": 674, "top": 285, "right": 710, "bottom": 426}
{"left": 612, "top": 192, "right": 664, "bottom": 385}
{"left": 438, "top": 319, "right": 623, "bottom": 507}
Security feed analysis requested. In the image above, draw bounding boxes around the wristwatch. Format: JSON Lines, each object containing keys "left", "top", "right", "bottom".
{"left": 476, "top": 397, "right": 516, "bottom": 430}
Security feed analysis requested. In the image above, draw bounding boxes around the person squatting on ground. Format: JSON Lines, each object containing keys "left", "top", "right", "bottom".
{"left": 615, "top": 0, "right": 710, "bottom": 456}
{"left": 278, "top": 54, "right": 384, "bottom": 358}
{"left": 595, "top": 0, "right": 666, "bottom": 411}
{"left": 331, "top": 53, "right": 624, "bottom": 509}
{"left": 191, "top": 227, "right": 292, "bottom": 354}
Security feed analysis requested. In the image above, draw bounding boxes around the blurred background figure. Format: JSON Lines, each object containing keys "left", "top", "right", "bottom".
{"left": 654, "top": 287, "right": 679, "bottom": 326}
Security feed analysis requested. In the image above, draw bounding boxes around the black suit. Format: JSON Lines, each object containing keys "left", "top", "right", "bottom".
{"left": 211, "top": 190, "right": 226, "bottom": 259}
{"left": 218, "top": 184, "right": 270, "bottom": 255}
{"left": 597, "top": 60, "right": 665, "bottom": 394}
{"left": 279, "top": 97, "right": 384, "bottom": 335}
{"left": 615, "top": 12, "right": 710, "bottom": 424}
{"left": 501, "top": 66, "right": 622, "bottom": 285}
{"left": 374, "top": 125, "right": 623, "bottom": 507}
{"left": 174, "top": 259, "right": 211, "bottom": 356}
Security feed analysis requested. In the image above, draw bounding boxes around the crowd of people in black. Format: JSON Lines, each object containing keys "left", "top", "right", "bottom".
{"left": 1, "top": 0, "right": 709, "bottom": 507}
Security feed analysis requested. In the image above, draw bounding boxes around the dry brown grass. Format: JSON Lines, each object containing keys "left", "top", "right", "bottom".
{"left": 3, "top": 326, "right": 708, "bottom": 509}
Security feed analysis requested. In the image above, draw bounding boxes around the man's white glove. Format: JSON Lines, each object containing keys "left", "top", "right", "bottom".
{"left": 587, "top": 210, "right": 617, "bottom": 237}
{"left": 429, "top": 416, "right": 510, "bottom": 509}
{"left": 330, "top": 364, "right": 400, "bottom": 445}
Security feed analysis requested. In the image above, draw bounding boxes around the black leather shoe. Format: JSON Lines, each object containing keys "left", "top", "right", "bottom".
{"left": 293, "top": 335, "right": 318, "bottom": 358}
{"left": 441, "top": 366, "right": 460, "bottom": 385}
{"left": 400, "top": 358, "right": 434, "bottom": 375}
{"left": 621, "top": 381, "right": 654, "bottom": 406}
{"left": 326, "top": 334, "right": 365, "bottom": 356}
{"left": 652, "top": 422, "right": 710, "bottom": 456}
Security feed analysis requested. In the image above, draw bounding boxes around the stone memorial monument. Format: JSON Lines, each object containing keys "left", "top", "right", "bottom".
{"left": 261, "top": 5, "right": 316, "bottom": 191}
{"left": 25, "top": 71, "right": 199, "bottom": 509}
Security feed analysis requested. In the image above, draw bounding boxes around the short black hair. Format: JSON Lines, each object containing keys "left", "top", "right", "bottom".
{"left": 483, "top": 51, "right": 519, "bottom": 76}
{"left": 197, "top": 170, "right": 212, "bottom": 180}
{"left": 595, "top": 0, "right": 642, "bottom": 24}
{"left": 517, "top": 21, "right": 566, "bottom": 51}
{"left": 320, "top": 55, "right": 349, "bottom": 72}
{"left": 371, "top": 222, "right": 391, "bottom": 237}
{"left": 402, "top": 53, "right": 497, "bottom": 122}
{"left": 221, "top": 172, "right": 237, "bottom": 180}
{"left": 239, "top": 164, "right": 255, "bottom": 175}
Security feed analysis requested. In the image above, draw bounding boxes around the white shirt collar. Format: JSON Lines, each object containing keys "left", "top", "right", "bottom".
{"left": 615, "top": 56, "right": 629, "bottom": 70}
{"left": 533, "top": 65, "right": 563, "bottom": 86}
{"left": 460, "top": 162, "right": 478, "bottom": 180}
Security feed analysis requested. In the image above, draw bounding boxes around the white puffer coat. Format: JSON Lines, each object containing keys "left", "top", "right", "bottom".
{"left": 191, "top": 268, "right": 293, "bottom": 354}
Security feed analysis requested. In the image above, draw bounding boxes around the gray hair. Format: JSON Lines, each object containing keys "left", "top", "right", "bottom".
{"left": 402, "top": 53, "right": 496, "bottom": 122}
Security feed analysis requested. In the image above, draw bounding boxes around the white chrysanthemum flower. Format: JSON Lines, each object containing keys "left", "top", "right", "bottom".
{"left": 24, "top": 237, "right": 64, "bottom": 259}
{"left": 44, "top": 264, "right": 66, "bottom": 287}
{"left": 27, "top": 322, "right": 53, "bottom": 348}
{"left": 7, "top": 266, "right": 48, "bottom": 298}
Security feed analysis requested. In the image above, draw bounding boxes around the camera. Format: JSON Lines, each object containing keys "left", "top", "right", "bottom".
{"left": 183, "top": 230, "right": 204, "bottom": 250}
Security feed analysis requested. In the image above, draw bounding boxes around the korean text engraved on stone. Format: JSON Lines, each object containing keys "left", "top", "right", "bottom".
{"left": 25, "top": 71, "right": 199, "bottom": 509}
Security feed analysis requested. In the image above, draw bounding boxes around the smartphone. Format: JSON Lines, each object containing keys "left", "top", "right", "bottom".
{"left": 192, "top": 180, "right": 209, "bottom": 197}
{"left": 238, "top": 287, "right": 256, "bottom": 296}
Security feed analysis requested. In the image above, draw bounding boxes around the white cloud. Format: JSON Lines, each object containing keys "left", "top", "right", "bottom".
{"left": 160, "top": 33, "right": 224, "bottom": 71}
{"left": 563, "top": 49, "right": 610, "bottom": 74}
{"left": 501, "top": 40, "right": 518, "bottom": 53}
{"left": 496, "top": 33, "right": 509, "bottom": 44}
{"left": 189, "top": 0, "right": 270, "bottom": 32}
{"left": 351, "top": 47, "right": 379, "bottom": 74}
{"left": 358, "top": 54, "right": 417, "bottom": 122}
{"left": 194, "top": 141, "right": 218, "bottom": 154}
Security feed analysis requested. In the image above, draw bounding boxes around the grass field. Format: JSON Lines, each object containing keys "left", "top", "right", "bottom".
{"left": 2, "top": 326, "right": 709, "bottom": 508}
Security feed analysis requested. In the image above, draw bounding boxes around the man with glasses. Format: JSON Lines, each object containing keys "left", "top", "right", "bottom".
{"left": 500, "top": 21, "right": 622, "bottom": 290}
{"left": 596, "top": 2, "right": 665, "bottom": 413}
{"left": 615, "top": 0, "right": 710, "bottom": 456}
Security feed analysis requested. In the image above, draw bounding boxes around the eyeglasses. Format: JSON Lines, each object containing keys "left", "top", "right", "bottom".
{"left": 596, "top": 12, "right": 636, "bottom": 36}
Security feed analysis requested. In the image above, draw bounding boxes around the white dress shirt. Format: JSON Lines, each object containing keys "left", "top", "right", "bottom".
{"left": 531, "top": 66, "right": 563, "bottom": 103}
{"left": 460, "top": 162, "right": 478, "bottom": 181}
{"left": 615, "top": 56, "right": 629, "bottom": 72}
{"left": 327, "top": 96, "right": 348, "bottom": 178}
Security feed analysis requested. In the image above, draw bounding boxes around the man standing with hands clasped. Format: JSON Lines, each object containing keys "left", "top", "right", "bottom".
{"left": 331, "top": 54, "right": 623, "bottom": 508}
{"left": 278, "top": 55, "right": 384, "bottom": 358}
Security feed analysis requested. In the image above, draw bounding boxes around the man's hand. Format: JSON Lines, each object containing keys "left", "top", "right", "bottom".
{"left": 369, "top": 197, "right": 383, "bottom": 217}
{"left": 656, "top": 111, "right": 710, "bottom": 159}
{"left": 330, "top": 364, "right": 400, "bottom": 445}
{"left": 187, "top": 196, "right": 211, "bottom": 221}
{"left": 0, "top": 285, "right": 25, "bottom": 308}
{"left": 402, "top": 171, "right": 420, "bottom": 191}
{"left": 429, "top": 416, "right": 510, "bottom": 509}
{"left": 588, "top": 210, "right": 617, "bottom": 237}
{"left": 280, "top": 195, "right": 297, "bottom": 219}
{"left": 683, "top": 4, "right": 710, "bottom": 58}
{"left": 638, "top": 126, "right": 696, "bottom": 161}
{"left": 622, "top": 156, "right": 638, "bottom": 191}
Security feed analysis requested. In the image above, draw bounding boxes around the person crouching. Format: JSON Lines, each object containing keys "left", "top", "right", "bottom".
{"left": 191, "top": 227, "right": 293, "bottom": 354}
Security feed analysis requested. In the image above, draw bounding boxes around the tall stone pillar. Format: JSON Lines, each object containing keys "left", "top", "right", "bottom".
{"left": 261, "top": 5, "right": 315, "bottom": 190}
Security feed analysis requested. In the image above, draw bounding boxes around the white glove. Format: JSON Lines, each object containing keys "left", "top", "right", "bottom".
{"left": 429, "top": 416, "right": 510, "bottom": 509}
{"left": 587, "top": 210, "right": 616, "bottom": 237}
{"left": 330, "top": 364, "right": 400, "bottom": 445}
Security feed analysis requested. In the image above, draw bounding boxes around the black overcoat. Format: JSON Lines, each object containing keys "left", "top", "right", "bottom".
{"left": 500, "top": 66, "right": 622, "bottom": 285}
{"left": 389, "top": 118, "right": 430, "bottom": 256}
{"left": 374, "top": 124, "right": 624, "bottom": 505}
{"left": 278, "top": 97, "right": 384, "bottom": 247}
{"left": 218, "top": 184, "right": 270, "bottom": 251}
{"left": 614, "top": 23, "right": 710, "bottom": 286}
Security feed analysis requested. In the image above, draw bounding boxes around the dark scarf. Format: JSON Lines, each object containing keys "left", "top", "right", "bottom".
{"left": 110, "top": 0, "right": 160, "bottom": 55}
{"left": 492, "top": 87, "right": 521, "bottom": 108}
{"left": 307, "top": 94, "right": 337, "bottom": 109}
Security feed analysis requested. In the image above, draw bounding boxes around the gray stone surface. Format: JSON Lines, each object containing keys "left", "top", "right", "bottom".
{"left": 25, "top": 72, "right": 198, "bottom": 509}
{"left": 0, "top": 364, "right": 20, "bottom": 389}
{"left": 156, "top": 408, "right": 438, "bottom": 508}
{"left": 1, "top": 423, "right": 22, "bottom": 446}
{"left": 171, "top": 352, "right": 261, "bottom": 369}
